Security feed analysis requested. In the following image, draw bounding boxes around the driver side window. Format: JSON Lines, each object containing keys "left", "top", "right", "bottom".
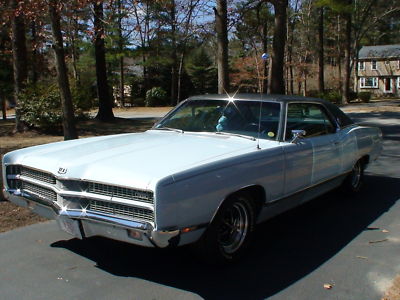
{"left": 285, "top": 103, "right": 336, "bottom": 140}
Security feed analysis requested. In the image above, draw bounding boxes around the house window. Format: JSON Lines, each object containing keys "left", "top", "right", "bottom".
{"left": 360, "top": 77, "right": 378, "bottom": 88}
{"left": 371, "top": 60, "right": 377, "bottom": 70}
{"left": 397, "top": 77, "right": 400, "bottom": 89}
{"left": 385, "top": 60, "right": 390, "bottom": 65}
{"left": 358, "top": 61, "right": 365, "bottom": 70}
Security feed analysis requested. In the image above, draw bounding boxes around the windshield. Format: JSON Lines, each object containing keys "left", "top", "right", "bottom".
{"left": 154, "top": 99, "right": 281, "bottom": 140}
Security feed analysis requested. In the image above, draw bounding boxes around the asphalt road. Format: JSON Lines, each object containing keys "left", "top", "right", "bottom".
{"left": 0, "top": 112, "right": 399, "bottom": 300}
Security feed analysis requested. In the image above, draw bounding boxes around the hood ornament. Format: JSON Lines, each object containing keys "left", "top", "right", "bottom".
{"left": 58, "top": 167, "right": 68, "bottom": 175}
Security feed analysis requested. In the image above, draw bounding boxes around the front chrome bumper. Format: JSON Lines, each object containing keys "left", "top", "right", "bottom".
{"left": 4, "top": 189, "right": 180, "bottom": 248}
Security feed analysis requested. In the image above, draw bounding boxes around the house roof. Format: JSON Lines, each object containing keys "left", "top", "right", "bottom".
{"left": 359, "top": 45, "right": 400, "bottom": 59}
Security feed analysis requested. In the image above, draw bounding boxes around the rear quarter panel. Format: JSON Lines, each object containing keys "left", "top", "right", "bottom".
{"left": 352, "top": 126, "right": 383, "bottom": 165}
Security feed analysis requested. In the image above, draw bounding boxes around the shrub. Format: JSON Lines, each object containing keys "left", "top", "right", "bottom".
{"left": 71, "top": 83, "right": 95, "bottom": 111}
{"left": 19, "top": 84, "right": 63, "bottom": 133}
{"left": 349, "top": 91, "right": 358, "bottom": 102}
{"left": 307, "top": 90, "right": 321, "bottom": 98}
{"left": 358, "top": 92, "right": 371, "bottom": 103}
{"left": 19, "top": 84, "right": 91, "bottom": 133}
{"left": 133, "top": 97, "right": 145, "bottom": 107}
{"left": 322, "top": 90, "right": 341, "bottom": 104}
{"left": 145, "top": 87, "right": 168, "bottom": 107}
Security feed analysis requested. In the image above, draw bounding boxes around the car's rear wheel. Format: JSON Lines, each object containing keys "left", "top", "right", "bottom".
{"left": 342, "top": 159, "right": 364, "bottom": 194}
{"left": 194, "top": 192, "right": 256, "bottom": 264}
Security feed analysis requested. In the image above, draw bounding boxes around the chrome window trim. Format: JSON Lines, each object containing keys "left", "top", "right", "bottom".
{"left": 282, "top": 100, "right": 340, "bottom": 141}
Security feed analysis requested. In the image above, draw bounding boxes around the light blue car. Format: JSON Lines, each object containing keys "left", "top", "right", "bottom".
{"left": 2, "top": 94, "right": 382, "bottom": 263}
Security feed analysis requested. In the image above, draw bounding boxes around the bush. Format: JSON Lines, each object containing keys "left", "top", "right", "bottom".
{"left": 349, "top": 91, "right": 358, "bottom": 102}
{"left": 19, "top": 84, "right": 91, "bottom": 133}
{"left": 145, "top": 87, "right": 168, "bottom": 107}
{"left": 71, "top": 83, "right": 95, "bottom": 111}
{"left": 133, "top": 97, "right": 145, "bottom": 107}
{"left": 324, "top": 90, "right": 342, "bottom": 103}
{"left": 19, "top": 84, "right": 63, "bottom": 133}
{"left": 315, "top": 90, "right": 342, "bottom": 103}
{"left": 307, "top": 90, "right": 322, "bottom": 98}
{"left": 358, "top": 92, "right": 371, "bottom": 103}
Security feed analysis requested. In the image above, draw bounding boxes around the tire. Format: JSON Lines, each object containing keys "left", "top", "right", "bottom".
{"left": 342, "top": 159, "right": 364, "bottom": 194}
{"left": 194, "top": 192, "right": 256, "bottom": 264}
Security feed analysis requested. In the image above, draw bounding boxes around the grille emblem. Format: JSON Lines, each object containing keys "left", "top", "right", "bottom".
{"left": 58, "top": 167, "right": 67, "bottom": 175}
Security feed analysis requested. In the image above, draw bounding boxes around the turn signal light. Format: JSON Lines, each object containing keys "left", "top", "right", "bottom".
{"left": 128, "top": 230, "right": 142, "bottom": 240}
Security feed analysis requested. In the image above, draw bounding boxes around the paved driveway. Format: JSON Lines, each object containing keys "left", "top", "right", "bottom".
{"left": 0, "top": 112, "right": 399, "bottom": 300}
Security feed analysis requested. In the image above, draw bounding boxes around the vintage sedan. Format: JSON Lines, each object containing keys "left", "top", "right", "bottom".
{"left": 2, "top": 94, "right": 382, "bottom": 263}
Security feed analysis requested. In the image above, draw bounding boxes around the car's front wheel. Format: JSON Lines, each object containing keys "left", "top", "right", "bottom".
{"left": 195, "top": 192, "right": 256, "bottom": 264}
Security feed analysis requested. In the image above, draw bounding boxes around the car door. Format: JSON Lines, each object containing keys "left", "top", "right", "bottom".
{"left": 285, "top": 103, "right": 341, "bottom": 186}
{"left": 282, "top": 103, "right": 314, "bottom": 196}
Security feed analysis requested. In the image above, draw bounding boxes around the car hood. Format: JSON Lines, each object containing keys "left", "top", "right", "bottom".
{"left": 5, "top": 130, "right": 279, "bottom": 190}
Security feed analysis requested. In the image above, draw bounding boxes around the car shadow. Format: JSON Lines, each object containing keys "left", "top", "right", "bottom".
{"left": 51, "top": 174, "right": 400, "bottom": 300}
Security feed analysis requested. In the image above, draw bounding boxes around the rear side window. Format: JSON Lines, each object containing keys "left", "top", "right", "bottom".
{"left": 285, "top": 103, "right": 336, "bottom": 140}
{"left": 325, "top": 103, "right": 354, "bottom": 128}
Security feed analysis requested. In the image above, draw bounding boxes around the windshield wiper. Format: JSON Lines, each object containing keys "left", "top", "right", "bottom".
{"left": 152, "top": 127, "right": 184, "bottom": 133}
{"left": 214, "top": 131, "right": 256, "bottom": 141}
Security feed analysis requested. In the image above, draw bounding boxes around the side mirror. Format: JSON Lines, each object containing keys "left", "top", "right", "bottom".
{"left": 291, "top": 129, "right": 306, "bottom": 143}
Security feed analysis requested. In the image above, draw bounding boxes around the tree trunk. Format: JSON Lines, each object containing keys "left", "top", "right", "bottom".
{"left": 337, "top": 15, "right": 342, "bottom": 92}
{"left": 70, "top": 16, "right": 80, "bottom": 85}
{"left": 30, "top": 21, "right": 38, "bottom": 84}
{"left": 342, "top": 4, "right": 352, "bottom": 105}
{"left": 287, "top": 0, "right": 297, "bottom": 95}
{"left": 170, "top": 0, "right": 178, "bottom": 105}
{"left": 214, "top": 0, "right": 229, "bottom": 94}
{"left": 117, "top": 0, "right": 124, "bottom": 106}
{"left": 354, "top": 39, "right": 359, "bottom": 93}
{"left": 176, "top": 0, "right": 196, "bottom": 103}
{"left": 268, "top": 0, "right": 288, "bottom": 94}
{"left": 317, "top": 7, "right": 324, "bottom": 93}
{"left": 49, "top": 0, "right": 78, "bottom": 140}
{"left": 177, "top": 52, "right": 185, "bottom": 103}
{"left": 132, "top": 1, "right": 148, "bottom": 96}
{"left": 93, "top": 1, "right": 114, "bottom": 122}
{"left": 119, "top": 56, "right": 124, "bottom": 106}
{"left": 10, "top": 0, "right": 28, "bottom": 132}
{"left": 2, "top": 98, "right": 6, "bottom": 120}
{"left": 261, "top": 5, "right": 268, "bottom": 93}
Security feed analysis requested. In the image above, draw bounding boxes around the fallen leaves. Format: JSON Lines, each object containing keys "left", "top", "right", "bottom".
{"left": 324, "top": 283, "right": 333, "bottom": 290}
{"left": 382, "top": 275, "right": 400, "bottom": 300}
{"left": 369, "top": 239, "right": 389, "bottom": 244}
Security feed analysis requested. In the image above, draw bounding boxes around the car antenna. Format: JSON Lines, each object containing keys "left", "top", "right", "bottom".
{"left": 257, "top": 53, "right": 269, "bottom": 150}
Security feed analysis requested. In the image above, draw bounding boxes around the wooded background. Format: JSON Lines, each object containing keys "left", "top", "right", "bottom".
{"left": 0, "top": 0, "right": 399, "bottom": 139}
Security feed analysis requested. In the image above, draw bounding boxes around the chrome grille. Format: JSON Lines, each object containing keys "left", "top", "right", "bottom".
{"left": 88, "top": 182, "right": 153, "bottom": 204}
{"left": 6, "top": 165, "right": 21, "bottom": 189}
{"left": 89, "top": 200, "right": 154, "bottom": 222}
{"left": 6, "top": 165, "right": 21, "bottom": 175}
{"left": 21, "top": 167, "right": 56, "bottom": 184}
{"left": 22, "top": 182, "right": 57, "bottom": 202}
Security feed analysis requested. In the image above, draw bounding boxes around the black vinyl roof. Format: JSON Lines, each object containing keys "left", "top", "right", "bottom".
{"left": 189, "top": 93, "right": 330, "bottom": 104}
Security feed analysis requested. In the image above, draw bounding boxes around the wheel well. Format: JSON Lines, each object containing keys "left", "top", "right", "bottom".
{"left": 360, "top": 155, "right": 370, "bottom": 169}
{"left": 207, "top": 185, "right": 266, "bottom": 228}
{"left": 228, "top": 185, "right": 266, "bottom": 216}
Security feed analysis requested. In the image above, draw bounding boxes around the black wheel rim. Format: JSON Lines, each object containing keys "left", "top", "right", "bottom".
{"left": 217, "top": 202, "right": 249, "bottom": 254}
